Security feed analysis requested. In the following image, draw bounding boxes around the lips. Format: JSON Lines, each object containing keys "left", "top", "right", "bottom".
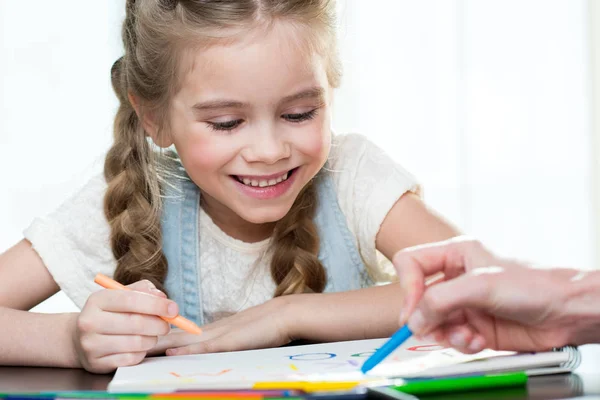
{"left": 235, "top": 171, "right": 289, "bottom": 188}
{"left": 233, "top": 168, "right": 298, "bottom": 188}
{"left": 230, "top": 168, "right": 299, "bottom": 200}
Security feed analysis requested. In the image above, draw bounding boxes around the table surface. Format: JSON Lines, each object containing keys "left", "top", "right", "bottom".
{"left": 1, "top": 344, "right": 599, "bottom": 399}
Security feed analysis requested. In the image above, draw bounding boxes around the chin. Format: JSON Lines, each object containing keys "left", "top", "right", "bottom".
{"left": 237, "top": 204, "right": 293, "bottom": 225}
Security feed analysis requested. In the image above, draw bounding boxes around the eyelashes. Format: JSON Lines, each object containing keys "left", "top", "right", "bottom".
{"left": 208, "top": 119, "right": 241, "bottom": 131}
{"left": 282, "top": 108, "right": 318, "bottom": 123}
{"left": 207, "top": 109, "right": 319, "bottom": 132}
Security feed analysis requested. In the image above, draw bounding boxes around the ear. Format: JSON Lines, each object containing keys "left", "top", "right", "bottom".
{"left": 128, "top": 92, "right": 173, "bottom": 148}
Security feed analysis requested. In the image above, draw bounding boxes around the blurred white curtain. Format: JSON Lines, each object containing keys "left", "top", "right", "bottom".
{"left": 0, "top": 1, "right": 125, "bottom": 311}
{"left": 334, "top": 0, "right": 595, "bottom": 270}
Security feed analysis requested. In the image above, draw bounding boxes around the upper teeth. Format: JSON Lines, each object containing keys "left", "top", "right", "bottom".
{"left": 240, "top": 172, "right": 289, "bottom": 187}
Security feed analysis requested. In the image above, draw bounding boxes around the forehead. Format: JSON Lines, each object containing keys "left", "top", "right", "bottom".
{"left": 177, "top": 21, "right": 328, "bottom": 103}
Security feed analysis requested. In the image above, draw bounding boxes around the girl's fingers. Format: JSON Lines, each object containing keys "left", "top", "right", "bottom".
{"left": 80, "top": 333, "right": 158, "bottom": 358}
{"left": 91, "top": 351, "right": 148, "bottom": 374}
{"left": 166, "top": 334, "right": 237, "bottom": 356}
{"left": 84, "top": 311, "right": 171, "bottom": 336}
{"left": 151, "top": 328, "right": 221, "bottom": 355}
{"left": 89, "top": 289, "right": 178, "bottom": 318}
{"left": 127, "top": 280, "right": 167, "bottom": 298}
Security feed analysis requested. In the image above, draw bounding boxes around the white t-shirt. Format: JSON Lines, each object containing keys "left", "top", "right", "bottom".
{"left": 24, "top": 134, "right": 420, "bottom": 323}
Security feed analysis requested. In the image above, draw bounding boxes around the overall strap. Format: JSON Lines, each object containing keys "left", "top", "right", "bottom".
{"left": 314, "top": 172, "right": 374, "bottom": 292}
{"left": 161, "top": 176, "right": 204, "bottom": 325}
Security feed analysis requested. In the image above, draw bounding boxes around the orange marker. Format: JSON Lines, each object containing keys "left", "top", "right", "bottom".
{"left": 94, "top": 273, "right": 202, "bottom": 335}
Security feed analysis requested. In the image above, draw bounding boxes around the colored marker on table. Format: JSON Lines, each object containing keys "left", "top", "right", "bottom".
{"left": 360, "top": 325, "right": 413, "bottom": 374}
{"left": 390, "top": 371, "right": 528, "bottom": 395}
{"left": 94, "top": 273, "right": 202, "bottom": 335}
{"left": 253, "top": 381, "right": 363, "bottom": 392}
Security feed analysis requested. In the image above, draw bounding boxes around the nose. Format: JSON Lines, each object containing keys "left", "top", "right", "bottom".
{"left": 242, "top": 124, "right": 291, "bottom": 164}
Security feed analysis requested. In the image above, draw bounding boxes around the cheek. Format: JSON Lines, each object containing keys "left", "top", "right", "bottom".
{"left": 173, "top": 134, "right": 231, "bottom": 175}
{"left": 297, "top": 123, "right": 331, "bottom": 160}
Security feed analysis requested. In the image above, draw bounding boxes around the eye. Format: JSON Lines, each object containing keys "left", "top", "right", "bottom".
{"left": 207, "top": 119, "right": 244, "bottom": 132}
{"left": 282, "top": 109, "right": 318, "bottom": 123}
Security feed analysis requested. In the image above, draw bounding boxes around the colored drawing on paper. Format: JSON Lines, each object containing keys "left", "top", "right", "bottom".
{"left": 169, "top": 369, "right": 232, "bottom": 378}
{"left": 288, "top": 352, "right": 336, "bottom": 361}
{"left": 351, "top": 351, "right": 377, "bottom": 358}
{"left": 110, "top": 337, "right": 453, "bottom": 391}
{"left": 406, "top": 344, "right": 446, "bottom": 352}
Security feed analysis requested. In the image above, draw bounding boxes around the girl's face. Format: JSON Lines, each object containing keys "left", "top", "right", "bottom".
{"left": 166, "top": 22, "right": 332, "bottom": 225}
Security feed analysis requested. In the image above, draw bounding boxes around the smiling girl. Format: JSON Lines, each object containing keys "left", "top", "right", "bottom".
{"left": 0, "top": 0, "right": 459, "bottom": 373}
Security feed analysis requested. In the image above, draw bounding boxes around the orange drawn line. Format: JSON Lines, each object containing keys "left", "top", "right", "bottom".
{"left": 171, "top": 369, "right": 233, "bottom": 378}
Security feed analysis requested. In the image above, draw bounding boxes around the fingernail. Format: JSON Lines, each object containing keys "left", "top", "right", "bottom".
{"left": 399, "top": 310, "right": 406, "bottom": 325}
{"left": 168, "top": 303, "right": 178, "bottom": 317}
{"left": 408, "top": 309, "right": 425, "bottom": 333}
{"left": 166, "top": 348, "right": 177, "bottom": 356}
{"left": 423, "top": 334, "right": 436, "bottom": 342}
{"left": 469, "top": 337, "right": 484, "bottom": 352}
{"left": 449, "top": 333, "right": 466, "bottom": 348}
{"left": 151, "top": 288, "right": 167, "bottom": 298}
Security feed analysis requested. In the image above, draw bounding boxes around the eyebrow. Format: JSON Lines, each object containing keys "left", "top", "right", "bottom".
{"left": 191, "top": 86, "right": 326, "bottom": 112}
{"left": 280, "top": 86, "right": 325, "bottom": 104}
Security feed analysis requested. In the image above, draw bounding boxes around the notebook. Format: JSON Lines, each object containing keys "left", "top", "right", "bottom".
{"left": 107, "top": 337, "right": 581, "bottom": 392}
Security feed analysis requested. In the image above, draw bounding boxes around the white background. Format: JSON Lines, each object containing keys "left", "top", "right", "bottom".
{"left": 0, "top": 0, "right": 596, "bottom": 312}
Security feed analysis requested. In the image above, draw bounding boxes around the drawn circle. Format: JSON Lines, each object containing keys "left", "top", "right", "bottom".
{"left": 288, "top": 353, "right": 336, "bottom": 361}
{"left": 351, "top": 351, "right": 376, "bottom": 358}
{"left": 406, "top": 344, "right": 446, "bottom": 352}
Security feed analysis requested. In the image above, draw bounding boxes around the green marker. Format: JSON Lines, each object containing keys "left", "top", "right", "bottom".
{"left": 368, "top": 372, "right": 527, "bottom": 399}
{"left": 382, "top": 371, "right": 528, "bottom": 396}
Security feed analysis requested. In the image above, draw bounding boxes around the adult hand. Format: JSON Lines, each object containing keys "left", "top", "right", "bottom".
{"left": 72, "top": 280, "right": 175, "bottom": 373}
{"left": 393, "top": 237, "right": 597, "bottom": 353}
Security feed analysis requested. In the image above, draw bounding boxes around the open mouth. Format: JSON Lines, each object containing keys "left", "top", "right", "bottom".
{"left": 232, "top": 167, "right": 298, "bottom": 188}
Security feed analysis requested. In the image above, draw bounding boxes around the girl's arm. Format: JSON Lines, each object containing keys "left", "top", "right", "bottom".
{"left": 1, "top": 240, "right": 176, "bottom": 372}
{"left": 162, "top": 193, "right": 460, "bottom": 354}
{"left": 0, "top": 239, "right": 80, "bottom": 367}
{"left": 375, "top": 192, "right": 461, "bottom": 260}
{"left": 289, "top": 192, "right": 460, "bottom": 341}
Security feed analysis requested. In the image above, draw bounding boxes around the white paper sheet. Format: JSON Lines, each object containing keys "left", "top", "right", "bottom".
{"left": 109, "top": 337, "right": 516, "bottom": 392}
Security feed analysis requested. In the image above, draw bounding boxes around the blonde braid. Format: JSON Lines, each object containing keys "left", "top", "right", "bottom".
{"left": 104, "top": 57, "right": 168, "bottom": 292}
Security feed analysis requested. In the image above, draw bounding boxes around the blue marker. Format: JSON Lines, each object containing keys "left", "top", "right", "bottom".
{"left": 361, "top": 325, "right": 413, "bottom": 374}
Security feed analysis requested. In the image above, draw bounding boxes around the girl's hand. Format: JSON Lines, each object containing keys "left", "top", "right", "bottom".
{"left": 72, "top": 280, "right": 177, "bottom": 373}
{"left": 154, "top": 296, "right": 294, "bottom": 356}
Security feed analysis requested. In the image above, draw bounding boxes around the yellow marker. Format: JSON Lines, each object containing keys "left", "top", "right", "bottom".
{"left": 253, "top": 381, "right": 362, "bottom": 392}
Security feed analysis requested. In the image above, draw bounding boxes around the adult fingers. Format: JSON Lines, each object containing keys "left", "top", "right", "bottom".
{"left": 394, "top": 237, "right": 486, "bottom": 322}
{"left": 407, "top": 272, "right": 497, "bottom": 335}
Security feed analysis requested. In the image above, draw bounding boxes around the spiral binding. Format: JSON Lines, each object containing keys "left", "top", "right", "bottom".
{"left": 554, "top": 345, "right": 582, "bottom": 371}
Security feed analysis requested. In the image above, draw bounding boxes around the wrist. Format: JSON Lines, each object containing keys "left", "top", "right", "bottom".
{"left": 65, "top": 312, "right": 84, "bottom": 369}
{"left": 278, "top": 293, "right": 312, "bottom": 341}
{"left": 561, "top": 269, "right": 600, "bottom": 345}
